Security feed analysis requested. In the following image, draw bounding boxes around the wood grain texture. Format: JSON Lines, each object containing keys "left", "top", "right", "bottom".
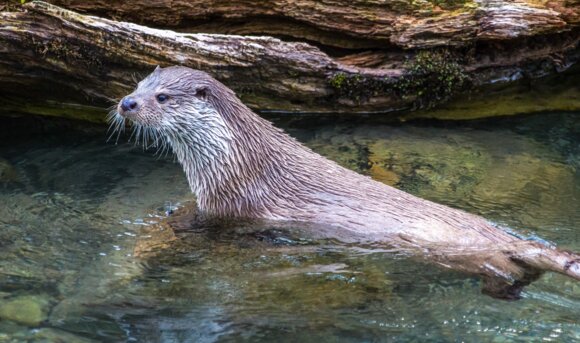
{"left": 0, "top": 1, "right": 578, "bottom": 118}
{"left": 47, "top": 0, "right": 576, "bottom": 48}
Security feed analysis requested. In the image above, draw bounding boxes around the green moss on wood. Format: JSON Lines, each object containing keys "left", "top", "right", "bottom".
{"left": 395, "top": 50, "right": 469, "bottom": 109}
{"left": 328, "top": 72, "right": 396, "bottom": 103}
{"left": 329, "top": 50, "right": 469, "bottom": 109}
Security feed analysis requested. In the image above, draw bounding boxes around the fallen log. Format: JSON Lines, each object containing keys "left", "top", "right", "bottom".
{"left": 0, "top": 1, "right": 578, "bottom": 121}
{"left": 44, "top": 0, "right": 579, "bottom": 49}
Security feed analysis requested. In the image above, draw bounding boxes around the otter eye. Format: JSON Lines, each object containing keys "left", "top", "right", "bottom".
{"left": 156, "top": 94, "right": 169, "bottom": 103}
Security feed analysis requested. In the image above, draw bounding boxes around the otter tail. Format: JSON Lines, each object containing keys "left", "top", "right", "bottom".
{"left": 511, "top": 243, "right": 580, "bottom": 281}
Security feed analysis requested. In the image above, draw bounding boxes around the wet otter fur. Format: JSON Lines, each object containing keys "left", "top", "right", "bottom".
{"left": 111, "top": 66, "right": 580, "bottom": 299}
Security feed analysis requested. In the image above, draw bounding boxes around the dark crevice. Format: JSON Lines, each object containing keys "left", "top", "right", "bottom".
{"left": 79, "top": 11, "right": 400, "bottom": 58}
{"left": 172, "top": 15, "right": 400, "bottom": 58}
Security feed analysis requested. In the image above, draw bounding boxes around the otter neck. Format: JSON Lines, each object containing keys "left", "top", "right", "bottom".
{"left": 169, "top": 99, "right": 323, "bottom": 219}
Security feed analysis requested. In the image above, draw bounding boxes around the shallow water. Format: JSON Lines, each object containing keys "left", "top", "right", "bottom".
{"left": 0, "top": 112, "right": 578, "bottom": 342}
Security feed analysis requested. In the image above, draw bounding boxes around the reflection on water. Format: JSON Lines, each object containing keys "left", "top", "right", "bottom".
{"left": 0, "top": 112, "right": 578, "bottom": 342}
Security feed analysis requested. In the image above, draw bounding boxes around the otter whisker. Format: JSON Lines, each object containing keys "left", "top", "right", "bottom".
{"left": 136, "top": 124, "right": 143, "bottom": 147}
{"left": 146, "top": 128, "right": 154, "bottom": 150}
{"left": 130, "top": 72, "right": 146, "bottom": 86}
{"left": 144, "top": 127, "right": 150, "bottom": 149}
{"left": 106, "top": 121, "right": 117, "bottom": 142}
{"left": 142, "top": 126, "right": 148, "bottom": 150}
{"left": 106, "top": 111, "right": 126, "bottom": 145}
{"left": 154, "top": 130, "right": 162, "bottom": 148}
{"left": 149, "top": 128, "right": 161, "bottom": 151}
{"left": 145, "top": 127, "right": 154, "bottom": 150}
{"left": 137, "top": 124, "right": 143, "bottom": 144}
{"left": 105, "top": 100, "right": 118, "bottom": 114}
{"left": 152, "top": 129, "right": 172, "bottom": 159}
{"left": 128, "top": 122, "right": 139, "bottom": 145}
{"left": 106, "top": 90, "right": 124, "bottom": 104}
{"left": 115, "top": 116, "right": 125, "bottom": 143}
{"left": 105, "top": 107, "right": 117, "bottom": 123}
{"left": 146, "top": 127, "right": 151, "bottom": 148}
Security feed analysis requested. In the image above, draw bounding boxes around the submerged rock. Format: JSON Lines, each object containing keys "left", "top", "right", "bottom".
{"left": 307, "top": 132, "right": 370, "bottom": 173}
{"left": 367, "top": 135, "right": 491, "bottom": 201}
{"left": 0, "top": 158, "right": 18, "bottom": 183}
{"left": 21, "top": 328, "right": 96, "bottom": 343}
{"left": 0, "top": 325, "right": 96, "bottom": 343}
{"left": 0, "top": 294, "right": 51, "bottom": 326}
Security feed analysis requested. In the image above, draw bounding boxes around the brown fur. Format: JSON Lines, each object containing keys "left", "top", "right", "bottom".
{"left": 113, "top": 66, "right": 580, "bottom": 299}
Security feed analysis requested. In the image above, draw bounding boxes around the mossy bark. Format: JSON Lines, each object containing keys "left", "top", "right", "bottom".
{"left": 42, "top": 0, "right": 577, "bottom": 48}
{"left": 0, "top": 1, "right": 578, "bottom": 121}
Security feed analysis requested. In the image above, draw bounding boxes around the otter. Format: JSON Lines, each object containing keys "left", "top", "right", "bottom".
{"left": 111, "top": 66, "right": 580, "bottom": 299}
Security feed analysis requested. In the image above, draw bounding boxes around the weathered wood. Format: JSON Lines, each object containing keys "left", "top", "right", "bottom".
{"left": 0, "top": 1, "right": 578, "bottom": 119}
{"left": 45, "top": 0, "right": 577, "bottom": 49}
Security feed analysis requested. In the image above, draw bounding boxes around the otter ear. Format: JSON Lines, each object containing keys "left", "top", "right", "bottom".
{"left": 194, "top": 85, "right": 210, "bottom": 101}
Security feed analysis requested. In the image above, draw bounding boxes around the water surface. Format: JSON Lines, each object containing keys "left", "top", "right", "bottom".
{"left": 0, "top": 112, "right": 578, "bottom": 342}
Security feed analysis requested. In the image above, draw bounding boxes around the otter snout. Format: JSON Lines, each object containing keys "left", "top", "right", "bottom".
{"left": 118, "top": 96, "right": 139, "bottom": 116}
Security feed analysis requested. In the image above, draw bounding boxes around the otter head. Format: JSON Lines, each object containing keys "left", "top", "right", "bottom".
{"left": 113, "top": 66, "right": 235, "bottom": 159}
{"left": 117, "top": 66, "right": 223, "bottom": 130}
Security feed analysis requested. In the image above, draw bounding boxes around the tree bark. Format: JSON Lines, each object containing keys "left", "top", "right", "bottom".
{"left": 0, "top": 1, "right": 578, "bottom": 121}
{"left": 44, "top": 0, "right": 578, "bottom": 49}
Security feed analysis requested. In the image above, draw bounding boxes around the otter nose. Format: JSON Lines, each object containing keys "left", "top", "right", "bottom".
{"left": 120, "top": 97, "right": 138, "bottom": 112}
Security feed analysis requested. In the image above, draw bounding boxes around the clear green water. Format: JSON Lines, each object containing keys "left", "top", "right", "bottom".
{"left": 0, "top": 113, "right": 578, "bottom": 342}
